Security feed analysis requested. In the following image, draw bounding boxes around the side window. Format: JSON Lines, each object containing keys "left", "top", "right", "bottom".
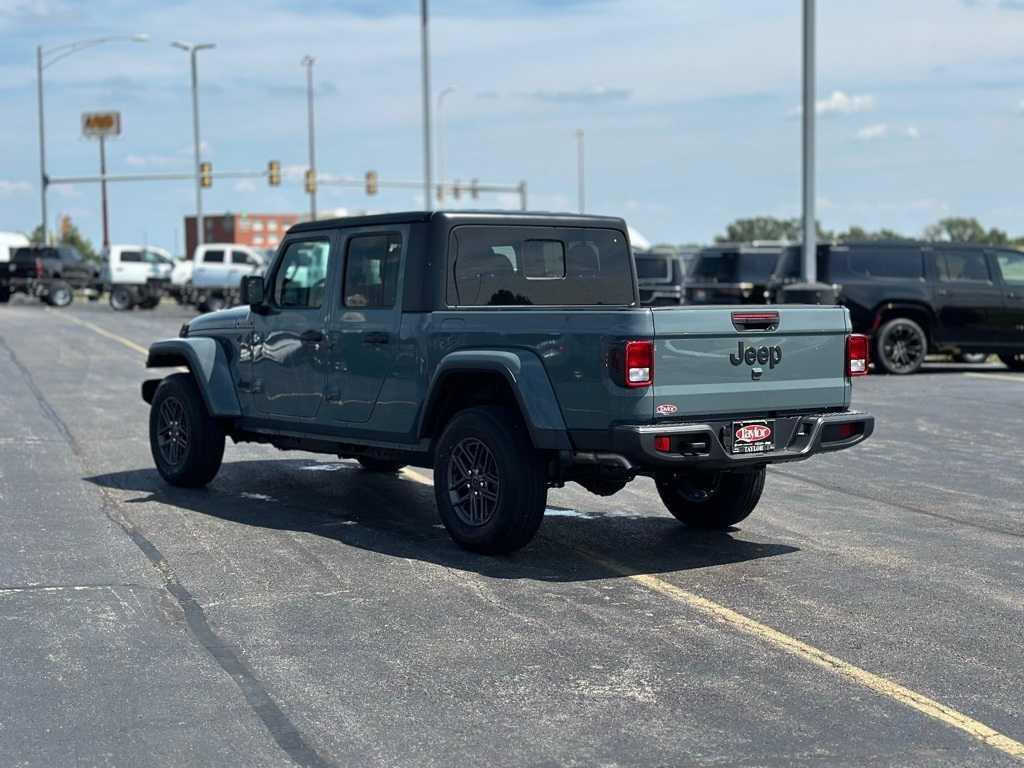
{"left": 231, "top": 250, "right": 251, "bottom": 265}
{"left": 120, "top": 250, "right": 143, "bottom": 263}
{"left": 272, "top": 239, "right": 330, "bottom": 309}
{"left": 343, "top": 233, "right": 402, "bottom": 308}
{"left": 994, "top": 252, "right": 1024, "bottom": 285}
{"left": 936, "top": 250, "right": 991, "bottom": 283}
{"left": 203, "top": 249, "right": 225, "bottom": 264}
{"left": 847, "top": 248, "right": 922, "bottom": 279}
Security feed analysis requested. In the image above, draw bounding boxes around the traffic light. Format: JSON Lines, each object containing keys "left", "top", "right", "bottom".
{"left": 199, "top": 161, "right": 213, "bottom": 188}
{"left": 304, "top": 169, "right": 317, "bottom": 194}
{"left": 470, "top": 179, "right": 479, "bottom": 200}
{"left": 268, "top": 160, "right": 281, "bottom": 186}
{"left": 365, "top": 170, "right": 378, "bottom": 196}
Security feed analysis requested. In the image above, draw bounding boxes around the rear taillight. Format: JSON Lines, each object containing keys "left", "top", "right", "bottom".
{"left": 846, "top": 334, "right": 869, "bottom": 376}
{"left": 34, "top": 257, "right": 44, "bottom": 279}
{"left": 625, "top": 340, "right": 654, "bottom": 388}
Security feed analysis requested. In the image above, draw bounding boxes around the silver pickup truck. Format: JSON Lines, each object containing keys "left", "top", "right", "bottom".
{"left": 142, "top": 211, "right": 874, "bottom": 554}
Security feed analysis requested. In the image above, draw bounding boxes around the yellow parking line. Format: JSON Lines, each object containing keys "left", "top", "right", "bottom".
{"left": 53, "top": 311, "right": 150, "bottom": 357}
{"left": 964, "top": 372, "right": 1024, "bottom": 384}
{"left": 401, "top": 468, "right": 1024, "bottom": 761}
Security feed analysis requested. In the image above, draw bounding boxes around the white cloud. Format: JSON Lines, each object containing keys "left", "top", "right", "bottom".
{"left": 856, "top": 123, "right": 889, "bottom": 141}
{"left": 817, "top": 91, "right": 875, "bottom": 116}
{"left": 904, "top": 125, "right": 921, "bottom": 140}
{"left": 1017, "top": 98, "right": 1024, "bottom": 114}
{"left": 0, "top": 179, "right": 32, "bottom": 197}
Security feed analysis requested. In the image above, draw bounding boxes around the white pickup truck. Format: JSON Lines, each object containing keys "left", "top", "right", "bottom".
{"left": 102, "top": 244, "right": 173, "bottom": 311}
{"left": 182, "top": 243, "right": 266, "bottom": 312}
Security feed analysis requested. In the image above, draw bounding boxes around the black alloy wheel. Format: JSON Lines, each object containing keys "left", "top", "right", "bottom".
{"left": 447, "top": 437, "right": 501, "bottom": 527}
{"left": 876, "top": 318, "right": 927, "bottom": 375}
{"left": 156, "top": 396, "right": 191, "bottom": 468}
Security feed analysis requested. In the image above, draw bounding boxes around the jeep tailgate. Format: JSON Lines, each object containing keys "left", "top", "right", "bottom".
{"left": 651, "top": 306, "right": 851, "bottom": 418}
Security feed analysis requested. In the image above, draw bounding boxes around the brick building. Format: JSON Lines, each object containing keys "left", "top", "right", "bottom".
{"left": 184, "top": 212, "right": 303, "bottom": 258}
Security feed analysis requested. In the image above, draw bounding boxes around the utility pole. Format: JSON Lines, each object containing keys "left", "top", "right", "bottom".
{"left": 802, "top": 0, "right": 816, "bottom": 283}
{"left": 420, "top": 0, "right": 433, "bottom": 211}
{"left": 437, "top": 86, "right": 455, "bottom": 205}
{"left": 172, "top": 41, "right": 215, "bottom": 250}
{"left": 99, "top": 135, "right": 109, "bottom": 250}
{"left": 576, "top": 128, "right": 585, "bottom": 214}
{"left": 302, "top": 55, "right": 317, "bottom": 221}
{"left": 36, "top": 46, "right": 47, "bottom": 243}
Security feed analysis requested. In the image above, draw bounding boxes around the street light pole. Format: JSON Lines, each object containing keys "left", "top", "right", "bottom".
{"left": 99, "top": 135, "right": 109, "bottom": 250}
{"left": 420, "top": 0, "right": 433, "bottom": 211}
{"left": 576, "top": 128, "right": 585, "bottom": 214}
{"left": 173, "top": 41, "right": 215, "bottom": 251}
{"left": 302, "top": 55, "right": 317, "bottom": 221}
{"left": 802, "top": 0, "right": 817, "bottom": 283}
{"left": 35, "top": 34, "right": 147, "bottom": 244}
{"left": 436, "top": 86, "right": 455, "bottom": 205}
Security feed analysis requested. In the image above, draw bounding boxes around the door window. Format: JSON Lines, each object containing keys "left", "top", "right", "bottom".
{"left": 231, "top": 250, "right": 252, "bottom": 265}
{"left": 203, "top": 249, "right": 225, "bottom": 264}
{"left": 935, "top": 250, "right": 991, "bottom": 283}
{"left": 994, "top": 252, "right": 1024, "bottom": 285}
{"left": 343, "top": 234, "right": 402, "bottom": 308}
{"left": 120, "top": 250, "right": 143, "bottom": 263}
{"left": 272, "top": 239, "right": 330, "bottom": 309}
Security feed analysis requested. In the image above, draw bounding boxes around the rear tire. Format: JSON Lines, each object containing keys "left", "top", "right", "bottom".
{"left": 1000, "top": 353, "right": 1024, "bottom": 371}
{"left": 874, "top": 317, "right": 927, "bottom": 375}
{"left": 357, "top": 457, "right": 406, "bottom": 473}
{"left": 149, "top": 373, "right": 225, "bottom": 488}
{"left": 434, "top": 406, "right": 547, "bottom": 554}
{"left": 656, "top": 467, "right": 765, "bottom": 529}
{"left": 109, "top": 286, "right": 134, "bottom": 311}
{"left": 138, "top": 296, "right": 160, "bottom": 310}
{"left": 46, "top": 280, "right": 73, "bottom": 308}
{"left": 0, "top": 286, "right": 9, "bottom": 304}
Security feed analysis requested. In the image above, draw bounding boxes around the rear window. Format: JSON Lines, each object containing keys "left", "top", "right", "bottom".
{"left": 635, "top": 256, "right": 671, "bottom": 281}
{"left": 829, "top": 247, "right": 923, "bottom": 280}
{"left": 689, "top": 251, "right": 781, "bottom": 282}
{"left": 448, "top": 226, "right": 633, "bottom": 306}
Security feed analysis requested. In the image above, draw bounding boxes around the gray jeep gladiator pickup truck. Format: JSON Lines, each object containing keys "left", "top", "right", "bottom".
{"left": 143, "top": 211, "right": 874, "bottom": 553}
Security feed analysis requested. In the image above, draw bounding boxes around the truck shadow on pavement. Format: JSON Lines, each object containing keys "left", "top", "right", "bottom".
{"left": 85, "top": 459, "right": 799, "bottom": 583}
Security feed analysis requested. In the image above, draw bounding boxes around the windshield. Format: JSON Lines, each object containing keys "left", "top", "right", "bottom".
{"left": 689, "top": 251, "right": 780, "bottom": 282}
{"left": 635, "top": 256, "right": 671, "bottom": 280}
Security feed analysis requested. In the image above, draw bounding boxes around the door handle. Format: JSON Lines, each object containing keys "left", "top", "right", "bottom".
{"left": 300, "top": 330, "right": 324, "bottom": 344}
{"left": 363, "top": 332, "right": 390, "bottom": 345}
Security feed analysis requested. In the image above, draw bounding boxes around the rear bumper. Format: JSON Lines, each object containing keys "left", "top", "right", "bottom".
{"left": 595, "top": 410, "right": 874, "bottom": 472}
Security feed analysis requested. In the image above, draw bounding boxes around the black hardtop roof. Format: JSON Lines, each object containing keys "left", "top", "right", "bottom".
{"left": 822, "top": 240, "right": 1017, "bottom": 251}
{"left": 287, "top": 210, "right": 627, "bottom": 235}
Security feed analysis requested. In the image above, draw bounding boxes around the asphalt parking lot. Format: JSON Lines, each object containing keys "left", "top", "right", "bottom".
{"left": 1, "top": 299, "right": 1022, "bottom": 767}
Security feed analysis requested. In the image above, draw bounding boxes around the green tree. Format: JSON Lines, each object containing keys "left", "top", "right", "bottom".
{"left": 715, "top": 217, "right": 831, "bottom": 243}
{"left": 27, "top": 220, "right": 98, "bottom": 261}
{"left": 836, "top": 226, "right": 911, "bottom": 242}
{"left": 922, "top": 217, "right": 1009, "bottom": 245}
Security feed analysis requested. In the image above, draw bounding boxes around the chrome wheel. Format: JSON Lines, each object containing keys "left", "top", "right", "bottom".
{"left": 157, "top": 396, "right": 191, "bottom": 467}
{"left": 880, "top": 322, "right": 925, "bottom": 374}
{"left": 447, "top": 437, "right": 500, "bottom": 527}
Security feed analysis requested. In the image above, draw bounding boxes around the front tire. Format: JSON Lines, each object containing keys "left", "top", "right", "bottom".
{"left": 46, "top": 280, "right": 73, "bottom": 307}
{"left": 1000, "top": 352, "right": 1024, "bottom": 371}
{"left": 434, "top": 406, "right": 547, "bottom": 554}
{"left": 874, "top": 317, "right": 927, "bottom": 375}
{"left": 656, "top": 467, "right": 765, "bottom": 529}
{"left": 109, "top": 286, "right": 134, "bottom": 311}
{"left": 357, "top": 457, "right": 406, "bottom": 473}
{"left": 149, "top": 373, "right": 225, "bottom": 487}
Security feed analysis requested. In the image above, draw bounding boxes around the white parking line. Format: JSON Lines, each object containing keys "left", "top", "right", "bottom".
{"left": 964, "top": 372, "right": 1024, "bottom": 384}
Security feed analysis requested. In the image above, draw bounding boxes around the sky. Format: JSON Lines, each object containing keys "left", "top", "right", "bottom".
{"left": 1, "top": 0, "right": 1023, "bottom": 251}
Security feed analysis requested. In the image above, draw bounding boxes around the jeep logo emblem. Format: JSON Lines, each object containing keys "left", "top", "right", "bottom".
{"left": 730, "top": 341, "right": 783, "bottom": 369}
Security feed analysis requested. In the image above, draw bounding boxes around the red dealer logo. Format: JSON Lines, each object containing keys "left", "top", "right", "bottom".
{"left": 735, "top": 424, "right": 772, "bottom": 443}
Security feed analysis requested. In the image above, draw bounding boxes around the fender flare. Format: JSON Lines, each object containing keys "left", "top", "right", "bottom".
{"left": 419, "top": 349, "right": 571, "bottom": 451}
{"left": 142, "top": 338, "right": 241, "bottom": 418}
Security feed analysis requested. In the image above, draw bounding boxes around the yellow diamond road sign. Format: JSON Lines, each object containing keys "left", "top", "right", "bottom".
{"left": 81, "top": 111, "right": 121, "bottom": 138}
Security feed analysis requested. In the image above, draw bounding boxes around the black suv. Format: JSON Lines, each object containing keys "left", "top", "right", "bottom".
{"left": 684, "top": 244, "right": 788, "bottom": 305}
{"left": 634, "top": 247, "right": 692, "bottom": 306}
{"left": 774, "top": 242, "right": 1024, "bottom": 374}
{"left": 1, "top": 245, "right": 101, "bottom": 307}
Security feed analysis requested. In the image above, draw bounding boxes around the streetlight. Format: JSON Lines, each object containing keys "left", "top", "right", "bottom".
{"left": 420, "top": 0, "right": 433, "bottom": 211}
{"left": 436, "top": 86, "right": 455, "bottom": 205}
{"left": 801, "top": 0, "right": 816, "bottom": 283}
{"left": 301, "top": 55, "right": 317, "bottom": 221}
{"left": 172, "top": 41, "right": 215, "bottom": 251}
{"left": 36, "top": 33, "right": 148, "bottom": 243}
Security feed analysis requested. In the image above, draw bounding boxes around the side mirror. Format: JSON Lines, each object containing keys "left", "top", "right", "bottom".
{"left": 240, "top": 274, "right": 266, "bottom": 308}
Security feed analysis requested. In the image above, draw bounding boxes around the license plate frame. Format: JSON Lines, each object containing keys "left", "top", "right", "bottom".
{"left": 730, "top": 419, "right": 775, "bottom": 455}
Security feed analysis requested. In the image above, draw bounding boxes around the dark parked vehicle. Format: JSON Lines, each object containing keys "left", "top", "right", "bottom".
{"left": 773, "top": 241, "right": 1024, "bottom": 374}
{"left": 684, "top": 243, "right": 789, "bottom": 305}
{"left": 0, "top": 245, "right": 101, "bottom": 307}
{"left": 142, "top": 211, "right": 873, "bottom": 554}
{"left": 635, "top": 247, "right": 693, "bottom": 306}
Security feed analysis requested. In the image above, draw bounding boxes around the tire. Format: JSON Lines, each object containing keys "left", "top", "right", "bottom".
{"left": 357, "top": 457, "right": 406, "bottom": 473}
{"left": 46, "top": 280, "right": 73, "bottom": 307}
{"left": 138, "top": 296, "right": 160, "bottom": 310}
{"left": 954, "top": 353, "right": 988, "bottom": 364}
{"left": 109, "top": 286, "right": 134, "bottom": 311}
{"left": 1000, "top": 353, "right": 1024, "bottom": 371}
{"left": 874, "top": 317, "right": 927, "bottom": 375}
{"left": 656, "top": 467, "right": 765, "bottom": 529}
{"left": 434, "top": 406, "right": 547, "bottom": 554}
{"left": 0, "top": 286, "right": 9, "bottom": 304}
{"left": 149, "top": 373, "right": 225, "bottom": 488}
{"left": 204, "top": 295, "right": 227, "bottom": 313}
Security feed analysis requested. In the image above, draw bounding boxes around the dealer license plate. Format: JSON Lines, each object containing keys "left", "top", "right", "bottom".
{"left": 731, "top": 419, "right": 775, "bottom": 455}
